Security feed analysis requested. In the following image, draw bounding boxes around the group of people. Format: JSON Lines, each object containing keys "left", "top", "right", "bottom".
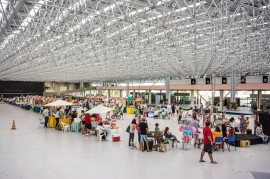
{"left": 127, "top": 114, "right": 181, "bottom": 152}
{"left": 42, "top": 106, "right": 78, "bottom": 129}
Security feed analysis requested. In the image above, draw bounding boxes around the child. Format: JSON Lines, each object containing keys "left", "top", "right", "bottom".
{"left": 155, "top": 123, "right": 160, "bottom": 132}
{"left": 228, "top": 127, "right": 235, "bottom": 138}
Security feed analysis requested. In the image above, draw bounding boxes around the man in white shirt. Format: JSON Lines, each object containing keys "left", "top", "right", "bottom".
{"left": 96, "top": 122, "right": 106, "bottom": 140}
{"left": 42, "top": 107, "right": 49, "bottom": 127}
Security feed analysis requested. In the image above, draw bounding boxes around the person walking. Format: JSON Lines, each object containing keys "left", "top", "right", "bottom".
{"left": 42, "top": 107, "right": 49, "bottom": 127}
{"left": 55, "top": 108, "right": 60, "bottom": 130}
{"left": 171, "top": 103, "right": 176, "bottom": 116}
{"left": 178, "top": 107, "right": 183, "bottom": 124}
{"left": 199, "top": 121, "right": 217, "bottom": 164}
{"left": 128, "top": 119, "right": 136, "bottom": 146}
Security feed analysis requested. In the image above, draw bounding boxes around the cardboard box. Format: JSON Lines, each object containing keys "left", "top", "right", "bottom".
{"left": 240, "top": 140, "right": 250, "bottom": 147}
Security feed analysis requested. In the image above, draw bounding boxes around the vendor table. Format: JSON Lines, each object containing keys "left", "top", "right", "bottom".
{"left": 48, "top": 116, "right": 72, "bottom": 127}
{"left": 71, "top": 122, "right": 81, "bottom": 132}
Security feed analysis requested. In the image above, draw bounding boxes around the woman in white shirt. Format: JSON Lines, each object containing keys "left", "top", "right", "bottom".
{"left": 128, "top": 119, "right": 136, "bottom": 146}
{"left": 96, "top": 122, "right": 106, "bottom": 140}
{"left": 55, "top": 108, "right": 60, "bottom": 130}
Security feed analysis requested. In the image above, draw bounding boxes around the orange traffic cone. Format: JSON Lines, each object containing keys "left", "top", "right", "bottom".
{"left": 11, "top": 120, "right": 16, "bottom": 130}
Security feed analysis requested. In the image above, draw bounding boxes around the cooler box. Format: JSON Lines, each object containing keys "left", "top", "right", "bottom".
{"left": 112, "top": 135, "right": 120, "bottom": 142}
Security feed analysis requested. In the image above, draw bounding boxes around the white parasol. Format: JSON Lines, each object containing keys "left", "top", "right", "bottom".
{"left": 85, "top": 105, "right": 114, "bottom": 114}
{"left": 44, "top": 100, "right": 73, "bottom": 107}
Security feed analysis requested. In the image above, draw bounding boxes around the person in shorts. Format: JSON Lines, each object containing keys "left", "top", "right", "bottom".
{"left": 84, "top": 113, "right": 91, "bottom": 136}
{"left": 139, "top": 118, "right": 150, "bottom": 152}
{"left": 199, "top": 121, "right": 217, "bottom": 164}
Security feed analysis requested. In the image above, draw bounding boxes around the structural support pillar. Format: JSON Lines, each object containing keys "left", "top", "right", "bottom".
{"left": 108, "top": 90, "right": 111, "bottom": 98}
{"left": 230, "top": 71, "right": 236, "bottom": 103}
{"left": 148, "top": 90, "right": 152, "bottom": 104}
{"left": 133, "top": 89, "right": 135, "bottom": 98}
{"left": 98, "top": 81, "right": 103, "bottom": 95}
{"left": 220, "top": 90, "right": 224, "bottom": 109}
{"left": 80, "top": 82, "right": 84, "bottom": 89}
{"left": 190, "top": 90, "right": 195, "bottom": 108}
{"left": 165, "top": 77, "right": 170, "bottom": 104}
{"left": 257, "top": 90, "right": 262, "bottom": 110}
{"left": 89, "top": 82, "right": 92, "bottom": 95}
{"left": 126, "top": 80, "right": 130, "bottom": 97}
{"left": 120, "top": 90, "right": 123, "bottom": 97}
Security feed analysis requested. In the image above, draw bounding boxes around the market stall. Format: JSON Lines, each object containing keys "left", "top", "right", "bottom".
{"left": 44, "top": 100, "right": 74, "bottom": 127}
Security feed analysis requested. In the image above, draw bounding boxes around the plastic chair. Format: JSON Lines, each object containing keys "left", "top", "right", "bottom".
{"left": 214, "top": 137, "right": 224, "bottom": 152}
{"left": 226, "top": 136, "right": 236, "bottom": 152}
{"left": 38, "top": 118, "right": 45, "bottom": 128}
{"left": 61, "top": 122, "right": 71, "bottom": 132}
{"left": 164, "top": 135, "right": 177, "bottom": 148}
{"left": 96, "top": 130, "right": 105, "bottom": 141}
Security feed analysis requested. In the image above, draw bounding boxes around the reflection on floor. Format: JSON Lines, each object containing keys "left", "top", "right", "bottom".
{"left": 0, "top": 104, "right": 269, "bottom": 179}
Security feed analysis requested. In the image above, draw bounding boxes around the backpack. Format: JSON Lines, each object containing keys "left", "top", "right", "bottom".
{"left": 126, "top": 125, "right": 130, "bottom": 133}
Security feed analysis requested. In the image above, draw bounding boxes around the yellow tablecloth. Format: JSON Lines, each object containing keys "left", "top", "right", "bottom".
{"left": 48, "top": 116, "right": 72, "bottom": 127}
{"left": 126, "top": 107, "right": 135, "bottom": 114}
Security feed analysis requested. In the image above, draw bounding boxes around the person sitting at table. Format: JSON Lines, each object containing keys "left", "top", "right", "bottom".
{"left": 256, "top": 123, "right": 269, "bottom": 144}
{"left": 164, "top": 127, "right": 180, "bottom": 145}
{"left": 155, "top": 123, "right": 160, "bottom": 132}
{"left": 212, "top": 126, "right": 223, "bottom": 150}
{"left": 96, "top": 122, "right": 106, "bottom": 140}
{"left": 212, "top": 126, "right": 222, "bottom": 140}
{"left": 84, "top": 113, "right": 91, "bottom": 136}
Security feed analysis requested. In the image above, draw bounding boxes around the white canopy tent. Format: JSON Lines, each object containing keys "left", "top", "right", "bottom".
{"left": 85, "top": 105, "right": 114, "bottom": 114}
{"left": 44, "top": 100, "right": 73, "bottom": 107}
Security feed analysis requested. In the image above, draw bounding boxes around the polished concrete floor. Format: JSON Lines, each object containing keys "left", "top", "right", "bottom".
{"left": 0, "top": 104, "right": 269, "bottom": 179}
